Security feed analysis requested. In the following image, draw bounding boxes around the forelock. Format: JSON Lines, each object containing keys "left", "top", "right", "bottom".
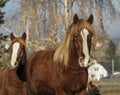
{"left": 11, "top": 38, "right": 26, "bottom": 46}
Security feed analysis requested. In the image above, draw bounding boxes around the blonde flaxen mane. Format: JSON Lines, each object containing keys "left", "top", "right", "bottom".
{"left": 53, "top": 33, "right": 71, "bottom": 66}
{"left": 53, "top": 23, "right": 77, "bottom": 66}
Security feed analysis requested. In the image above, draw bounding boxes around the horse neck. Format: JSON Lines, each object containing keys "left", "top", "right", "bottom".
{"left": 68, "top": 47, "right": 80, "bottom": 70}
{"left": 16, "top": 49, "right": 27, "bottom": 81}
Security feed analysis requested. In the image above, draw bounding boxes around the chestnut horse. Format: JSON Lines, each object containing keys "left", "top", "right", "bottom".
{"left": 10, "top": 14, "right": 94, "bottom": 95}
{"left": 27, "top": 14, "right": 94, "bottom": 95}
{"left": 2, "top": 32, "right": 27, "bottom": 95}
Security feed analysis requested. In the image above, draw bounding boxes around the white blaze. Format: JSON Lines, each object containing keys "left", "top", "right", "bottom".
{"left": 80, "top": 29, "right": 90, "bottom": 67}
{"left": 10, "top": 42, "right": 20, "bottom": 67}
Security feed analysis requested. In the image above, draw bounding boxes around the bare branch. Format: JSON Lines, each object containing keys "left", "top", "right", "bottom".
{"left": 1, "top": 25, "right": 12, "bottom": 33}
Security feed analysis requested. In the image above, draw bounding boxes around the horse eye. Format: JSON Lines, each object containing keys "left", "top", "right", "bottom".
{"left": 74, "top": 33, "right": 79, "bottom": 39}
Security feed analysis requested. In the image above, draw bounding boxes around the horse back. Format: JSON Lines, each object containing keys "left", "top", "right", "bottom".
{"left": 27, "top": 49, "right": 55, "bottom": 69}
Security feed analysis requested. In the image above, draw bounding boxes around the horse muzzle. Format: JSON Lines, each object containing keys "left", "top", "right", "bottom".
{"left": 9, "top": 62, "right": 18, "bottom": 70}
{"left": 78, "top": 57, "right": 93, "bottom": 67}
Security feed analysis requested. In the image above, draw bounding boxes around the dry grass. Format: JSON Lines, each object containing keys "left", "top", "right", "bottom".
{"left": 95, "top": 76, "right": 120, "bottom": 95}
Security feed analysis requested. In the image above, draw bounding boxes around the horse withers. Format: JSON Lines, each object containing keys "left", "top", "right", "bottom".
{"left": 2, "top": 32, "right": 27, "bottom": 95}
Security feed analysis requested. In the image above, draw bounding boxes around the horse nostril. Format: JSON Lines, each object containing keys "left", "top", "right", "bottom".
{"left": 15, "top": 62, "right": 17, "bottom": 65}
{"left": 79, "top": 57, "right": 84, "bottom": 62}
{"left": 15, "top": 62, "right": 19, "bottom": 67}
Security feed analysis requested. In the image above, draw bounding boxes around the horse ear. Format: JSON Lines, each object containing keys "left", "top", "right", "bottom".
{"left": 10, "top": 32, "right": 15, "bottom": 41}
{"left": 22, "top": 32, "right": 26, "bottom": 41}
{"left": 73, "top": 14, "right": 79, "bottom": 24}
{"left": 87, "top": 14, "right": 93, "bottom": 24}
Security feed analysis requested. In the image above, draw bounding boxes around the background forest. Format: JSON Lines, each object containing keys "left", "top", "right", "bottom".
{"left": 0, "top": 0, "right": 120, "bottom": 72}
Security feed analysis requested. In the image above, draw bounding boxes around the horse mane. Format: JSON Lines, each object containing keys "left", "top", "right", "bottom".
{"left": 53, "top": 19, "right": 94, "bottom": 67}
{"left": 53, "top": 23, "right": 77, "bottom": 67}
{"left": 53, "top": 33, "right": 71, "bottom": 66}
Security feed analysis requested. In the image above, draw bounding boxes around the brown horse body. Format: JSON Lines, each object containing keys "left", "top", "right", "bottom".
{"left": 0, "top": 68, "right": 6, "bottom": 95}
{"left": 27, "top": 49, "right": 88, "bottom": 95}
{"left": 2, "top": 67, "right": 26, "bottom": 95}
{"left": 27, "top": 14, "right": 94, "bottom": 95}
{"left": 2, "top": 32, "right": 27, "bottom": 95}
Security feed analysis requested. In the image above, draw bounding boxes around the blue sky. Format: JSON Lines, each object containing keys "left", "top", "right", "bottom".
{"left": 2, "top": 0, "right": 21, "bottom": 20}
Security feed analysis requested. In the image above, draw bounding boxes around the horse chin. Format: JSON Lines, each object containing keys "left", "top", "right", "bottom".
{"left": 78, "top": 62, "right": 86, "bottom": 67}
{"left": 9, "top": 66, "right": 17, "bottom": 70}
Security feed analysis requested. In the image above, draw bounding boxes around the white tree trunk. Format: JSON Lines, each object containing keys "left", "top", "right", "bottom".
{"left": 26, "top": 0, "right": 30, "bottom": 47}
{"left": 65, "top": 0, "right": 68, "bottom": 29}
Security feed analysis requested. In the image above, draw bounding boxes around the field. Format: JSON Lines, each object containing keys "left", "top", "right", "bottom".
{"left": 95, "top": 75, "right": 120, "bottom": 95}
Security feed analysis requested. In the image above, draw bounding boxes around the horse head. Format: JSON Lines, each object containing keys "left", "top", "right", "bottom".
{"left": 70, "top": 14, "right": 94, "bottom": 67}
{"left": 54, "top": 14, "right": 94, "bottom": 67}
{"left": 9, "top": 32, "right": 27, "bottom": 70}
